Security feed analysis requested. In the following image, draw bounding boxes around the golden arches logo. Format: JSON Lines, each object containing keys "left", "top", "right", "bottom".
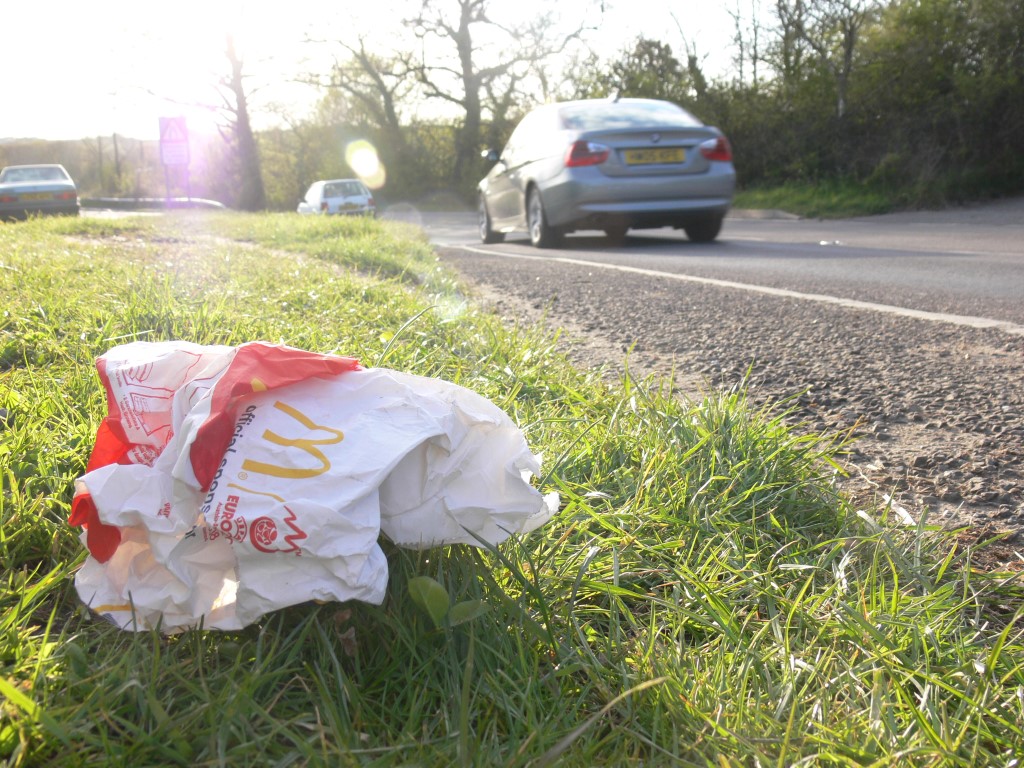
{"left": 240, "top": 401, "right": 344, "bottom": 479}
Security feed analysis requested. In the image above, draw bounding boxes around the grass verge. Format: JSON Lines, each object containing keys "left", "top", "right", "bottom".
{"left": 1, "top": 212, "right": 1022, "bottom": 766}
{"left": 735, "top": 180, "right": 901, "bottom": 219}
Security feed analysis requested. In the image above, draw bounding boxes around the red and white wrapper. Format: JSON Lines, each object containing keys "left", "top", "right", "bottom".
{"left": 70, "top": 341, "right": 557, "bottom": 632}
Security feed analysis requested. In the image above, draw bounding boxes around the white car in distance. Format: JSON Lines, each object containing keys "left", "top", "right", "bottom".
{"left": 298, "top": 179, "right": 376, "bottom": 217}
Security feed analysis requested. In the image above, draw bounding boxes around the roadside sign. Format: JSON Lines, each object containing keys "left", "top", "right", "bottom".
{"left": 159, "top": 117, "right": 190, "bottom": 166}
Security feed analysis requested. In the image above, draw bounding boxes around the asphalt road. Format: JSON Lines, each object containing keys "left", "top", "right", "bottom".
{"left": 402, "top": 199, "right": 1024, "bottom": 327}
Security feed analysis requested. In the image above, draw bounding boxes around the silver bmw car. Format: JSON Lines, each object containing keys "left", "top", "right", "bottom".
{"left": 478, "top": 98, "right": 735, "bottom": 247}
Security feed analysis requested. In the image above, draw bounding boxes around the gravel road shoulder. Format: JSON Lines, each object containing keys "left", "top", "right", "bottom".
{"left": 436, "top": 229, "right": 1024, "bottom": 572}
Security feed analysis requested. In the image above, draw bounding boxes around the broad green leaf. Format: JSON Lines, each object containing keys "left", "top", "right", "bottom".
{"left": 407, "top": 576, "right": 450, "bottom": 629}
{"left": 448, "top": 600, "right": 489, "bottom": 627}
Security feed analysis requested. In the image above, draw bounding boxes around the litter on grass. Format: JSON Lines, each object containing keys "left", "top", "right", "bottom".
{"left": 70, "top": 341, "right": 558, "bottom": 632}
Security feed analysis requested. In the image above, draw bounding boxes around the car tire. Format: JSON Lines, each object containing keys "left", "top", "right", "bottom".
{"left": 527, "top": 188, "right": 562, "bottom": 248}
{"left": 478, "top": 195, "right": 504, "bottom": 244}
{"left": 604, "top": 225, "right": 628, "bottom": 244}
{"left": 683, "top": 215, "right": 724, "bottom": 243}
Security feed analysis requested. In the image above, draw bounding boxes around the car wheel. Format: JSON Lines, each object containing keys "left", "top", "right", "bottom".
{"left": 527, "top": 188, "right": 562, "bottom": 248}
{"left": 478, "top": 195, "right": 504, "bottom": 244}
{"left": 683, "top": 215, "right": 723, "bottom": 243}
{"left": 604, "top": 225, "right": 628, "bottom": 244}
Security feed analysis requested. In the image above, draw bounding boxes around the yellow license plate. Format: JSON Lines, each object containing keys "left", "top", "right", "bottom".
{"left": 624, "top": 148, "right": 685, "bottom": 165}
{"left": 21, "top": 192, "right": 53, "bottom": 201}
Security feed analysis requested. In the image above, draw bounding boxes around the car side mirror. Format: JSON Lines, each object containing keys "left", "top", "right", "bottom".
{"left": 481, "top": 149, "right": 501, "bottom": 164}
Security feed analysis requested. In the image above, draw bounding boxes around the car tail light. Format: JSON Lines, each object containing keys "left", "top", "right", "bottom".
{"left": 320, "top": 201, "right": 328, "bottom": 212}
{"left": 699, "top": 136, "right": 733, "bottom": 162}
{"left": 54, "top": 191, "right": 77, "bottom": 201}
{"left": 367, "top": 196, "right": 375, "bottom": 208}
{"left": 565, "top": 140, "right": 610, "bottom": 167}
{"left": 0, "top": 195, "right": 17, "bottom": 203}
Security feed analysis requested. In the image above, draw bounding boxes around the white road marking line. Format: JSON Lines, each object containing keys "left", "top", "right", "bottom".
{"left": 725, "top": 235, "right": 1020, "bottom": 258}
{"left": 448, "top": 244, "right": 1024, "bottom": 337}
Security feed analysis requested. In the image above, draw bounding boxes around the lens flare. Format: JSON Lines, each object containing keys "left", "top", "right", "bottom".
{"left": 345, "top": 140, "right": 386, "bottom": 189}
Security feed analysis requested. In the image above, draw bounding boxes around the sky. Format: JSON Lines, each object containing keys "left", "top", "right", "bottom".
{"left": 3, "top": 0, "right": 748, "bottom": 142}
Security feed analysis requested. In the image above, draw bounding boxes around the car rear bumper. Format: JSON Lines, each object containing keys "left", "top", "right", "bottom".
{"left": 541, "top": 166, "right": 736, "bottom": 231}
{"left": 328, "top": 208, "right": 375, "bottom": 216}
{"left": 568, "top": 198, "right": 734, "bottom": 231}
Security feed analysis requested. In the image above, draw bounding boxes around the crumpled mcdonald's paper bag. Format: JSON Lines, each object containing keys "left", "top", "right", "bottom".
{"left": 69, "top": 341, "right": 558, "bottom": 632}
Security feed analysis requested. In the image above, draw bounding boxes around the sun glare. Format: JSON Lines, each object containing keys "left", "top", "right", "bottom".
{"left": 345, "top": 141, "right": 387, "bottom": 190}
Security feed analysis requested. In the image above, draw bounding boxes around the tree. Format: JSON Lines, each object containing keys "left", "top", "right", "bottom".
{"left": 774, "top": 0, "right": 878, "bottom": 118}
{"left": 607, "top": 38, "right": 692, "bottom": 103}
{"left": 301, "top": 0, "right": 598, "bottom": 199}
{"left": 311, "top": 39, "right": 414, "bottom": 159}
{"left": 564, "top": 36, "right": 707, "bottom": 111}
{"left": 727, "top": 0, "right": 767, "bottom": 87}
{"left": 770, "top": 0, "right": 810, "bottom": 84}
{"left": 139, "top": 33, "right": 268, "bottom": 209}
{"left": 300, "top": 38, "right": 423, "bottom": 196}
{"left": 218, "top": 34, "right": 267, "bottom": 211}
{"left": 257, "top": 113, "right": 334, "bottom": 211}
{"left": 404, "top": 0, "right": 589, "bottom": 192}
{"left": 850, "top": 0, "right": 1024, "bottom": 197}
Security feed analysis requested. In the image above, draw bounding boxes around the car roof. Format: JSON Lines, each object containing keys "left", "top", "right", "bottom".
{"left": 1, "top": 164, "right": 67, "bottom": 170}
{"left": 524, "top": 97, "right": 684, "bottom": 111}
{"left": 322, "top": 179, "right": 368, "bottom": 192}
{"left": 550, "top": 98, "right": 701, "bottom": 128}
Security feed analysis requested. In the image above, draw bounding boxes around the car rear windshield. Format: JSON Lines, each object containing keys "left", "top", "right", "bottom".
{"left": 558, "top": 101, "right": 702, "bottom": 131}
{"left": 324, "top": 182, "right": 365, "bottom": 198}
{"left": 0, "top": 167, "right": 68, "bottom": 183}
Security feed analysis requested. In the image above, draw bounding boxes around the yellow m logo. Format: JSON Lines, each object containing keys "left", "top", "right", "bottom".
{"left": 241, "top": 401, "right": 344, "bottom": 479}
